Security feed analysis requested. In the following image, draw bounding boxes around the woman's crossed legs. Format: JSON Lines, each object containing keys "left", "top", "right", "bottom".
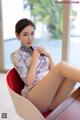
{"left": 27, "top": 61, "right": 80, "bottom": 112}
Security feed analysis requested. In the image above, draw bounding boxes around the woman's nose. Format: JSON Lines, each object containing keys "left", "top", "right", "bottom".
{"left": 28, "top": 35, "right": 32, "bottom": 41}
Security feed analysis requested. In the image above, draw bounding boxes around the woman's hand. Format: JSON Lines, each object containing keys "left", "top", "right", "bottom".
{"left": 32, "top": 49, "right": 40, "bottom": 61}
{"left": 36, "top": 47, "right": 54, "bottom": 70}
{"left": 36, "top": 47, "right": 49, "bottom": 56}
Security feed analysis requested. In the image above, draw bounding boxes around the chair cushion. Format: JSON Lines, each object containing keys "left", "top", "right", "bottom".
{"left": 42, "top": 110, "right": 52, "bottom": 117}
{"left": 7, "top": 68, "right": 24, "bottom": 94}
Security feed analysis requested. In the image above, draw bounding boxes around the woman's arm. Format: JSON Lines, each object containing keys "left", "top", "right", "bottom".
{"left": 11, "top": 52, "right": 28, "bottom": 84}
{"left": 27, "top": 50, "right": 40, "bottom": 85}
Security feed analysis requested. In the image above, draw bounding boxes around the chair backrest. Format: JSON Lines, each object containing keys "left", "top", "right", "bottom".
{"left": 7, "top": 67, "right": 24, "bottom": 95}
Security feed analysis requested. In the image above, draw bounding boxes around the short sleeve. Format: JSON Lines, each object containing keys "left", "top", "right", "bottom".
{"left": 11, "top": 51, "right": 28, "bottom": 84}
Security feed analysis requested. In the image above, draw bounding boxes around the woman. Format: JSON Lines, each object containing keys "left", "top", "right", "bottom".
{"left": 11, "top": 18, "right": 80, "bottom": 113}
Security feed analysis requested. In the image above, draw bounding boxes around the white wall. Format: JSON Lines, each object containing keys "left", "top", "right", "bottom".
{"left": 2, "top": 0, "right": 24, "bottom": 40}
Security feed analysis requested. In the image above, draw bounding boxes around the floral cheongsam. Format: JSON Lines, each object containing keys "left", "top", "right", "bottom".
{"left": 11, "top": 44, "right": 50, "bottom": 97}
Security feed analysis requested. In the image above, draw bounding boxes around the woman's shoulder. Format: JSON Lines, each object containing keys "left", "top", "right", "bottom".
{"left": 11, "top": 48, "right": 27, "bottom": 60}
{"left": 11, "top": 48, "right": 22, "bottom": 57}
{"left": 11, "top": 47, "right": 31, "bottom": 62}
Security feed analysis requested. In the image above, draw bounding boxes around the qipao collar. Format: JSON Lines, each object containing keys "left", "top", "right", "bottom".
{"left": 20, "top": 43, "right": 34, "bottom": 54}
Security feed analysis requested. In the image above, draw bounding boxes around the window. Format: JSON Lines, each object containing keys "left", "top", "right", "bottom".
{"left": 69, "top": 0, "right": 80, "bottom": 68}
{"left": 1, "top": 0, "right": 63, "bottom": 71}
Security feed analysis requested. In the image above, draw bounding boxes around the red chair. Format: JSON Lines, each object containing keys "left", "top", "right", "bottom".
{"left": 6, "top": 68, "right": 52, "bottom": 120}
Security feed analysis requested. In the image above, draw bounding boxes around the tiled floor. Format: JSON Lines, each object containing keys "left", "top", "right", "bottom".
{"left": 0, "top": 73, "right": 22, "bottom": 120}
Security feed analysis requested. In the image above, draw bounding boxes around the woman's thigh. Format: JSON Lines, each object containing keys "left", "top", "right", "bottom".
{"left": 49, "top": 78, "right": 76, "bottom": 110}
{"left": 27, "top": 61, "right": 80, "bottom": 112}
{"left": 27, "top": 64, "right": 64, "bottom": 112}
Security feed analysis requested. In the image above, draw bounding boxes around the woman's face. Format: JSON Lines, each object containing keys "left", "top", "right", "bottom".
{"left": 16, "top": 25, "right": 35, "bottom": 47}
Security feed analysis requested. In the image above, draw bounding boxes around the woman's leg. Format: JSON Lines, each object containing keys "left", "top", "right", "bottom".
{"left": 27, "top": 61, "right": 80, "bottom": 112}
{"left": 49, "top": 78, "right": 76, "bottom": 110}
{"left": 27, "top": 63, "right": 64, "bottom": 112}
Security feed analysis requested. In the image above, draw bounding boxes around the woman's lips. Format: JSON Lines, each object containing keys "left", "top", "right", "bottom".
{"left": 27, "top": 42, "right": 32, "bottom": 45}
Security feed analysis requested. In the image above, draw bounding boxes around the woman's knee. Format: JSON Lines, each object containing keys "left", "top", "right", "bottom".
{"left": 59, "top": 61, "right": 67, "bottom": 66}
{"left": 57, "top": 61, "right": 67, "bottom": 69}
{"left": 53, "top": 61, "right": 67, "bottom": 75}
{"left": 54, "top": 61, "right": 65, "bottom": 70}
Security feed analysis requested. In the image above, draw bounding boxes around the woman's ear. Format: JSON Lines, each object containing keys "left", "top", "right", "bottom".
{"left": 16, "top": 33, "right": 20, "bottom": 40}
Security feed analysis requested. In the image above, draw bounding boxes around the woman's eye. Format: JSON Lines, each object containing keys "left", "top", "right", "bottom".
{"left": 23, "top": 33, "right": 28, "bottom": 36}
